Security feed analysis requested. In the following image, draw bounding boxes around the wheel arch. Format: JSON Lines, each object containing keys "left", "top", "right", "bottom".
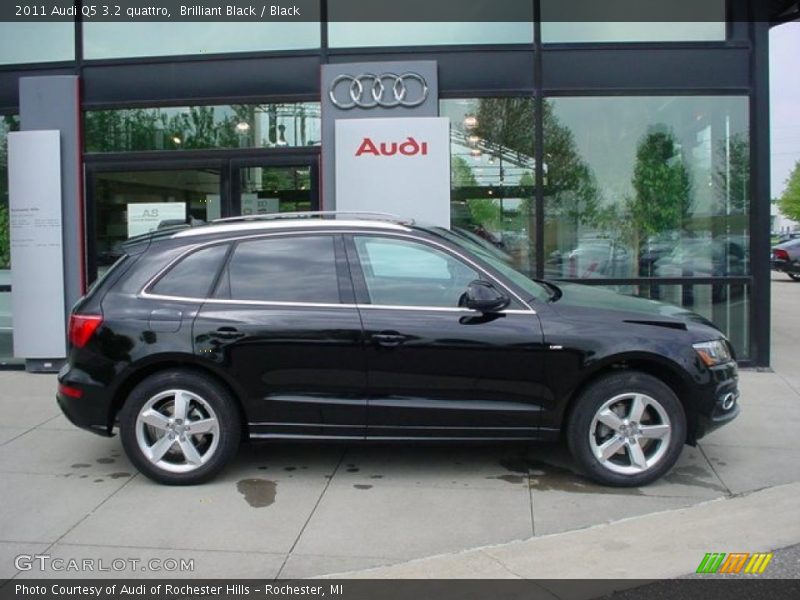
{"left": 108, "top": 355, "right": 249, "bottom": 436}
{"left": 559, "top": 353, "right": 698, "bottom": 444}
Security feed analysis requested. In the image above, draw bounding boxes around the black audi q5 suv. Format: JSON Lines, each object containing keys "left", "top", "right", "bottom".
{"left": 57, "top": 213, "right": 740, "bottom": 486}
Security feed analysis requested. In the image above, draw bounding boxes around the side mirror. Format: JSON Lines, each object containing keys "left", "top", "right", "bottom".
{"left": 462, "top": 280, "right": 510, "bottom": 313}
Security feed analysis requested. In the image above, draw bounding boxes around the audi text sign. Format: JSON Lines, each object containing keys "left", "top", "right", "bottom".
{"left": 335, "top": 117, "right": 450, "bottom": 228}
{"left": 320, "top": 61, "right": 439, "bottom": 209}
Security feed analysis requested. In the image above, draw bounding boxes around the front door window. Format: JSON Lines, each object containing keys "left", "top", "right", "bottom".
{"left": 353, "top": 236, "right": 478, "bottom": 308}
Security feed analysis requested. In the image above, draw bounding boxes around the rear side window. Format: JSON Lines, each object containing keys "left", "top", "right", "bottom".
{"left": 218, "top": 236, "right": 340, "bottom": 304}
{"left": 150, "top": 244, "right": 228, "bottom": 298}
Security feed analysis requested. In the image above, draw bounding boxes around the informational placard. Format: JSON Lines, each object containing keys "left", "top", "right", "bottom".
{"left": 127, "top": 202, "right": 186, "bottom": 238}
{"left": 8, "top": 130, "right": 66, "bottom": 359}
{"left": 335, "top": 117, "right": 450, "bottom": 228}
{"left": 241, "top": 195, "right": 280, "bottom": 215}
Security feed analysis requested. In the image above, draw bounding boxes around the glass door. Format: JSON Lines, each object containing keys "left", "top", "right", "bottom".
{"left": 231, "top": 157, "right": 319, "bottom": 217}
{"left": 87, "top": 163, "right": 226, "bottom": 283}
{"left": 86, "top": 154, "right": 320, "bottom": 284}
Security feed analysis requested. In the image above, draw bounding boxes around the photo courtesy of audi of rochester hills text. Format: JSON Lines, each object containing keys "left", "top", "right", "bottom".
{"left": 1, "top": 0, "right": 800, "bottom": 598}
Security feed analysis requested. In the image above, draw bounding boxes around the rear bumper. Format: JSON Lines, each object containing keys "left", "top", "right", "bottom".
{"left": 56, "top": 365, "right": 115, "bottom": 437}
{"left": 772, "top": 258, "right": 799, "bottom": 273}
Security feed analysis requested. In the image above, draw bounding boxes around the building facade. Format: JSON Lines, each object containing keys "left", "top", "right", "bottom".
{"left": 1, "top": 1, "right": 796, "bottom": 367}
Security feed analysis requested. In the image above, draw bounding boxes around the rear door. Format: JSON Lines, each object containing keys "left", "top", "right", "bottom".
{"left": 346, "top": 233, "right": 547, "bottom": 439}
{"left": 192, "top": 233, "right": 367, "bottom": 438}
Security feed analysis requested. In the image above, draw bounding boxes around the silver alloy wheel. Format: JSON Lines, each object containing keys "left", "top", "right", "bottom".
{"left": 135, "top": 389, "right": 220, "bottom": 474}
{"left": 588, "top": 392, "right": 672, "bottom": 476}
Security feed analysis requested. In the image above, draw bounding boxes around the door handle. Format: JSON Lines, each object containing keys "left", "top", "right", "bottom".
{"left": 372, "top": 332, "right": 407, "bottom": 348}
{"left": 214, "top": 327, "right": 245, "bottom": 340}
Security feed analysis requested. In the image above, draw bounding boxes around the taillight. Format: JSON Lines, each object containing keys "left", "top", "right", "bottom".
{"left": 58, "top": 383, "right": 84, "bottom": 399}
{"left": 68, "top": 314, "right": 103, "bottom": 348}
{"left": 773, "top": 249, "right": 789, "bottom": 261}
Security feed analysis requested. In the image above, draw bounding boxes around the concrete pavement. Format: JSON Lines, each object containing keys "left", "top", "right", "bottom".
{"left": 0, "top": 274, "right": 798, "bottom": 579}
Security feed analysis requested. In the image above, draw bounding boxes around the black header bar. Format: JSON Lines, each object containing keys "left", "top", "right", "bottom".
{"left": 1, "top": 0, "right": 745, "bottom": 23}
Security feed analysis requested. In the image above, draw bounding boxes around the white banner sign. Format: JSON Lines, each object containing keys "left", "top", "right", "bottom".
{"left": 127, "top": 202, "right": 186, "bottom": 238}
{"left": 335, "top": 117, "right": 450, "bottom": 228}
{"left": 8, "top": 130, "right": 66, "bottom": 358}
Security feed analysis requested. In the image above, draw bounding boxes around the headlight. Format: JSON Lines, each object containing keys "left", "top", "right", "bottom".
{"left": 693, "top": 339, "right": 733, "bottom": 367}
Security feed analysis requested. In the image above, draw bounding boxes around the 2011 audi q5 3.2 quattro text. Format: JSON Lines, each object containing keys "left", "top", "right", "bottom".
{"left": 57, "top": 213, "right": 740, "bottom": 486}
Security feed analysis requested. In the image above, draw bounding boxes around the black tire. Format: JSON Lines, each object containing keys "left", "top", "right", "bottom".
{"left": 788, "top": 273, "right": 800, "bottom": 281}
{"left": 119, "top": 369, "right": 241, "bottom": 485}
{"left": 566, "top": 371, "right": 686, "bottom": 487}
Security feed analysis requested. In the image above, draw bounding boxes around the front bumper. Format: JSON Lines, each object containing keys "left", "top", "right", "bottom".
{"left": 693, "top": 361, "right": 740, "bottom": 441}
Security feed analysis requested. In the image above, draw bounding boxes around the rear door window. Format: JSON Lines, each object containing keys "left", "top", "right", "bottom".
{"left": 217, "top": 235, "right": 340, "bottom": 304}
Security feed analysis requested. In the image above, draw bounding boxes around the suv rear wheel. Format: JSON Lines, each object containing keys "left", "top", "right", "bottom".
{"left": 119, "top": 370, "right": 241, "bottom": 485}
{"left": 566, "top": 371, "right": 686, "bottom": 487}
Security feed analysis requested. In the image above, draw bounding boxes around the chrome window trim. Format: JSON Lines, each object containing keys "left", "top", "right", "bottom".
{"left": 138, "top": 227, "right": 536, "bottom": 315}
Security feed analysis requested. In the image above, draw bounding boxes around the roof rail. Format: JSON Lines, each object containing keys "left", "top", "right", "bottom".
{"left": 211, "top": 211, "right": 413, "bottom": 225}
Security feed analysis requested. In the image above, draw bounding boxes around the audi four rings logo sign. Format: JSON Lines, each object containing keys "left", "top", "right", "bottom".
{"left": 329, "top": 73, "right": 430, "bottom": 109}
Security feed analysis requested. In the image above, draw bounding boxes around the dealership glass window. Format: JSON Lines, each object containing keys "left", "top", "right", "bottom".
{"left": 328, "top": 22, "right": 533, "bottom": 47}
{"left": 84, "top": 103, "right": 321, "bottom": 153}
{"left": 542, "top": 96, "right": 749, "bottom": 281}
{"left": 92, "top": 168, "right": 222, "bottom": 273}
{"left": 239, "top": 165, "right": 314, "bottom": 215}
{"left": 219, "top": 236, "right": 340, "bottom": 304}
{"left": 1, "top": 116, "right": 20, "bottom": 364}
{"left": 441, "top": 98, "right": 536, "bottom": 276}
{"left": 541, "top": 22, "right": 726, "bottom": 44}
{"left": 0, "top": 23, "right": 74, "bottom": 65}
{"left": 82, "top": 22, "right": 319, "bottom": 59}
{"left": 593, "top": 284, "right": 750, "bottom": 359}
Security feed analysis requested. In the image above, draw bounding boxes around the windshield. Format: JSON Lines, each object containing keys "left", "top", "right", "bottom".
{"left": 429, "top": 227, "right": 552, "bottom": 302}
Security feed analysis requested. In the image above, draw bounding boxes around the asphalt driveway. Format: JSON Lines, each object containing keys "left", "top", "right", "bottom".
{"left": 1, "top": 274, "right": 798, "bottom": 579}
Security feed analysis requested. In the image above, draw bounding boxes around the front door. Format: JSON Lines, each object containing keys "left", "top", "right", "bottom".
{"left": 346, "top": 233, "right": 547, "bottom": 439}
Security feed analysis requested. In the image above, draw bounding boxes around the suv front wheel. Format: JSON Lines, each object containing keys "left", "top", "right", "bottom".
{"left": 567, "top": 371, "right": 686, "bottom": 487}
{"left": 119, "top": 370, "right": 241, "bottom": 485}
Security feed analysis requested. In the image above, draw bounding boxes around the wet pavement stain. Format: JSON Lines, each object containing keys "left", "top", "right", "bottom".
{"left": 96, "top": 458, "right": 115, "bottom": 464}
{"left": 71, "top": 463, "right": 90, "bottom": 469}
{"left": 662, "top": 465, "right": 727, "bottom": 493}
{"left": 487, "top": 474, "right": 527, "bottom": 485}
{"left": 495, "top": 456, "right": 645, "bottom": 495}
{"left": 108, "top": 472, "right": 131, "bottom": 480}
{"left": 354, "top": 484, "right": 373, "bottom": 490}
{"left": 237, "top": 478, "right": 277, "bottom": 508}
